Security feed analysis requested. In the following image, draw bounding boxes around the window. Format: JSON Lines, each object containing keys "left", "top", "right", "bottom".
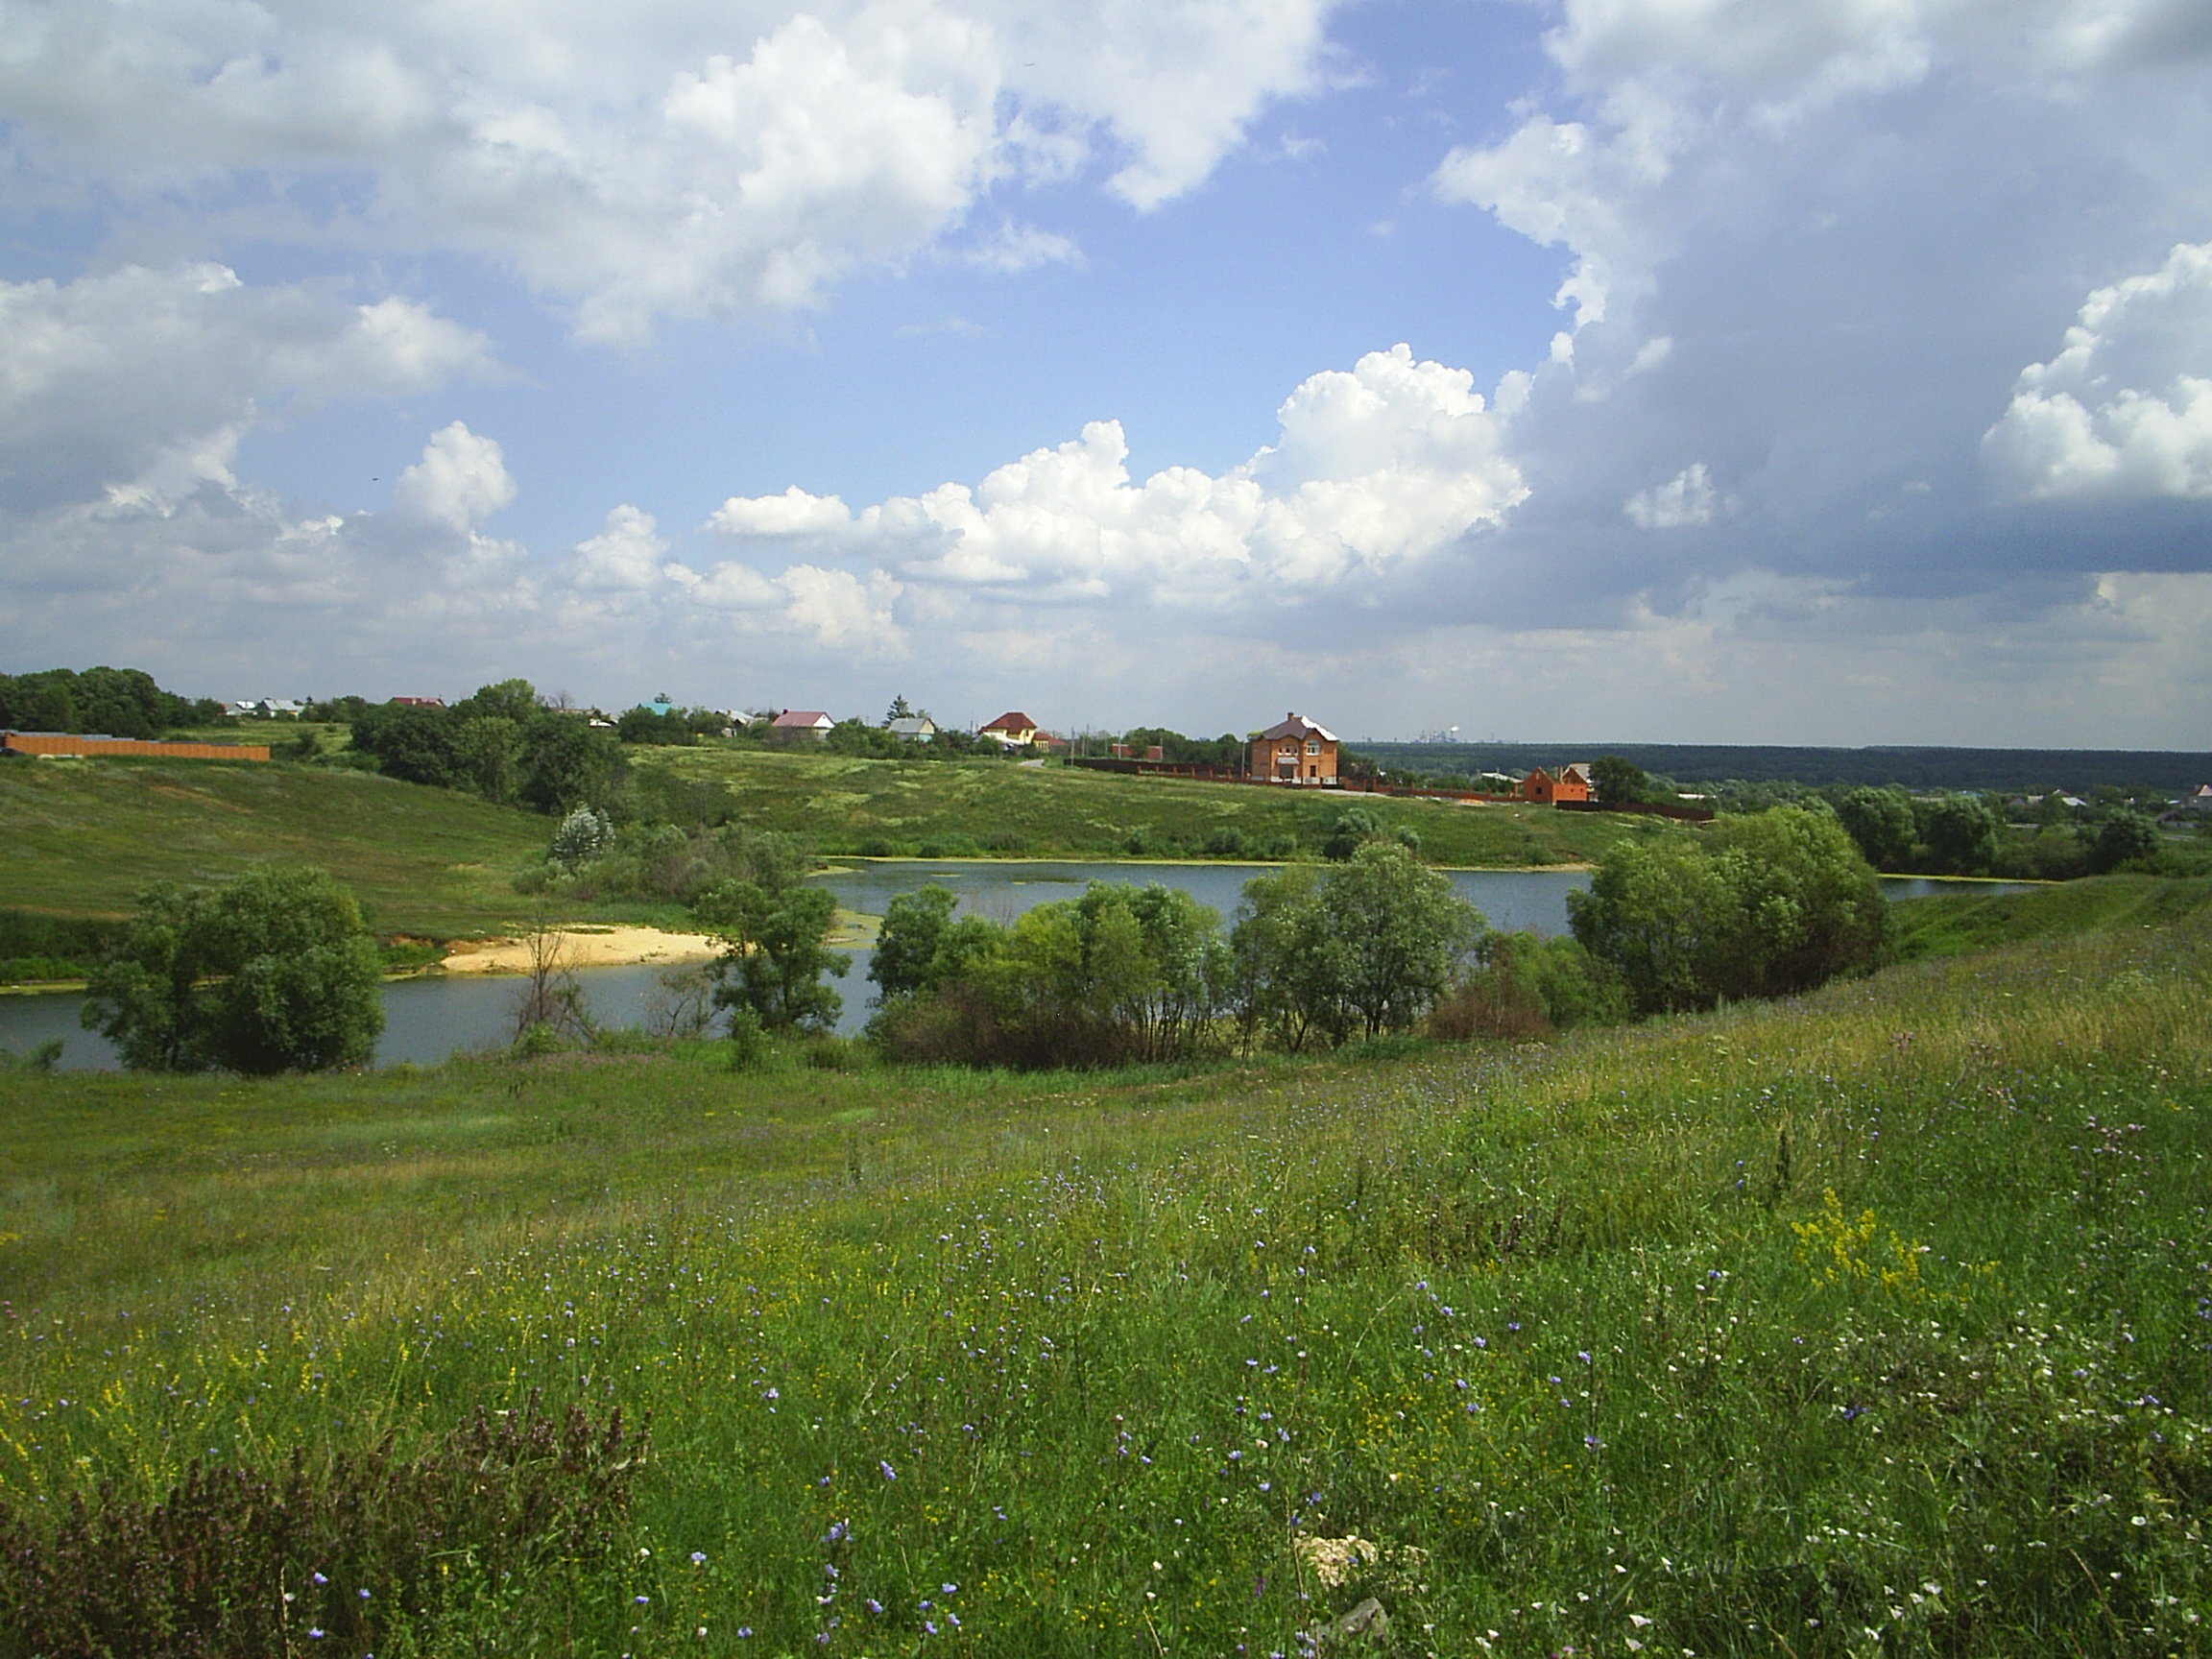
{"left": 1305, "top": 739, "right": 1320, "bottom": 756}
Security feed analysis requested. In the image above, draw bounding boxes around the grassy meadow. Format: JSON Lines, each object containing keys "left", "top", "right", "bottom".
{"left": 627, "top": 747, "right": 1648, "bottom": 868}
{"left": 2, "top": 891, "right": 2207, "bottom": 1653}
{"left": 0, "top": 757, "right": 553, "bottom": 936}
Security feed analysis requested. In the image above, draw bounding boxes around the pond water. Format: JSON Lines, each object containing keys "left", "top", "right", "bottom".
{"left": 0, "top": 865, "right": 2026, "bottom": 1072}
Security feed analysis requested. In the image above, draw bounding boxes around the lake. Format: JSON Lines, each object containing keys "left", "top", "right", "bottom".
{"left": 0, "top": 863, "right": 2021, "bottom": 1071}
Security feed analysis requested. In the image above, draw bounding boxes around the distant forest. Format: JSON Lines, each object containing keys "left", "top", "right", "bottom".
{"left": 1353, "top": 741, "right": 2212, "bottom": 796}
{"left": 0, "top": 667, "right": 226, "bottom": 739}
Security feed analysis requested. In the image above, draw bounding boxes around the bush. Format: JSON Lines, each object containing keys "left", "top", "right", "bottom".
{"left": 1568, "top": 805, "right": 1887, "bottom": 1016}
{"left": 1431, "top": 932, "right": 1630, "bottom": 1042}
{"left": 81, "top": 867, "right": 385, "bottom": 1073}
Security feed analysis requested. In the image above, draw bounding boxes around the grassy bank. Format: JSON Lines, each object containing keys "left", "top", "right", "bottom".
{"left": 3, "top": 897, "right": 2208, "bottom": 1652}
{"left": 0, "top": 757, "right": 555, "bottom": 935}
{"left": 630, "top": 747, "right": 1653, "bottom": 867}
{"left": 1889, "top": 871, "right": 2212, "bottom": 959}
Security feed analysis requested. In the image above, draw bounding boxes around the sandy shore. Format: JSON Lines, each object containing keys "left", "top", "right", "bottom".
{"left": 438, "top": 926, "right": 725, "bottom": 974}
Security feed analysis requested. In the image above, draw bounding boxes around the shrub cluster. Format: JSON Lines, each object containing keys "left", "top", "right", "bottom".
{"left": 521, "top": 820, "right": 810, "bottom": 906}
{"left": 868, "top": 843, "right": 1483, "bottom": 1066}
{"left": 1568, "top": 805, "right": 1887, "bottom": 1016}
{"left": 346, "top": 680, "right": 622, "bottom": 813}
{"left": 0, "top": 1395, "right": 642, "bottom": 1659}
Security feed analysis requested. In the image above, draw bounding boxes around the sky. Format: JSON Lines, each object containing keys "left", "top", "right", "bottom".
{"left": 2, "top": 0, "right": 2209, "bottom": 746}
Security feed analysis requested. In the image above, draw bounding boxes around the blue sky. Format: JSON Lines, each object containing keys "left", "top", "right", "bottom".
{"left": 3, "top": 0, "right": 2209, "bottom": 744}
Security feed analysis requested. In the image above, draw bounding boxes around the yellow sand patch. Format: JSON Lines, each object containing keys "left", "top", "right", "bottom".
{"left": 438, "top": 926, "right": 723, "bottom": 974}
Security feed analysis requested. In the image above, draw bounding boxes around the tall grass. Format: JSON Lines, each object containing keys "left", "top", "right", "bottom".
{"left": 2, "top": 910, "right": 2207, "bottom": 1653}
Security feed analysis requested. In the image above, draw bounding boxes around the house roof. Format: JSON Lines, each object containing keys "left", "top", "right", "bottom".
{"left": 771, "top": 709, "right": 833, "bottom": 729}
{"left": 980, "top": 710, "right": 1039, "bottom": 733}
{"left": 887, "top": 715, "right": 936, "bottom": 735}
{"left": 1255, "top": 712, "right": 1337, "bottom": 743}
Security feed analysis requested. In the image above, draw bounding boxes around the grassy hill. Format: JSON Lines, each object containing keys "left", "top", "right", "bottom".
{"left": 1888, "top": 871, "right": 2212, "bottom": 958}
{"left": 2, "top": 895, "right": 2206, "bottom": 1652}
{"left": 630, "top": 747, "right": 1657, "bottom": 867}
{"left": 0, "top": 755, "right": 552, "bottom": 935}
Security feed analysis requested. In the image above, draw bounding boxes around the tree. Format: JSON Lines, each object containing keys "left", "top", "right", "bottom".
{"left": 1322, "top": 841, "right": 1483, "bottom": 1038}
{"left": 518, "top": 711, "right": 620, "bottom": 813}
{"left": 2090, "top": 808, "right": 2159, "bottom": 873}
{"left": 885, "top": 693, "right": 915, "bottom": 724}
{"left": 453, "top": 715, "right": 523, "bottom": 802}
{"left": 1836, "top": 786, "right": 1915, "bottom": 870}
{"left": 454, "top": 678, "right": 540, "bottom": 726}
{"left": 695, "top": 879, "right": 847, "bottom": 1033}
{"left": 81, "top": 867, "right": 384, "bottom": 1072}
{"left": 1568, "top": 805, "right": 1887, "bottom": 1016}
{"left": 868, "top": 885, "right": 999, "bottom": 1001}
{"left": 1914, "top": 795, "right": 2002, "bottom": 876}
{"left": 1229, "top": 844, "right": 1479, "bottom": 1047}
{"left": 1230, "top": 866, "right": 1344, "bottom": 1052}
{"left": 1591, "top": 756, "right": 1651, "bottom": 805}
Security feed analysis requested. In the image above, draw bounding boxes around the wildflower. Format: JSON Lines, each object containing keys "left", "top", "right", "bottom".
{"left": 867, "top": 1599, "right": 884, "bottom": 1616}
{"left": 879, "top": 1460, "right": 897, "bottom": 1481}
{"left": 942, "top": 1582, "right": 958, "bottom": 1595}
{"left": 692, "top": 1551, "right": 708, "bottom": 1566}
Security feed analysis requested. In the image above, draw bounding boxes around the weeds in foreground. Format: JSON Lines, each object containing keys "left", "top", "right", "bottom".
{"left": 0, "top": 915, "right": 2207, "bottom": 1654}
{"left": 0, "top": 1395, "right": 643, "bottom": 1658}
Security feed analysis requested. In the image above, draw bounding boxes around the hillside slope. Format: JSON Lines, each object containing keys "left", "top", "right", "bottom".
{"left": 0, "top": 757, "right": 550, "bottom": 933}
{"left": 630, "top": 747, "right": 1659, "bottom": 867}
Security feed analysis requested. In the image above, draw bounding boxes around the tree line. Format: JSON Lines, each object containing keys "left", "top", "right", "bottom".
{"left": 76, "top": 805, "right": 1904, "bottom": 1075}
{"left": 0, "top": 667, "right": 226, "bottom": 738}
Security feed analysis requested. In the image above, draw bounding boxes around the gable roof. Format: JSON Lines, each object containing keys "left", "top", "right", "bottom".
{"left": 887, "top": 715, "right": 936, "bottom": 735}
{"left": 1256, "top": 712, "right": 1336, "bottom": 743}
{"left": 980, "top": 710, "right": 1039, "bottom": 733}
{"left": 770, "top": 709, "right": 833, "bottom": 729}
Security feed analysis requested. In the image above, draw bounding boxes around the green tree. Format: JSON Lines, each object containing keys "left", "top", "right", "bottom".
{"left": 2090, "top": 809, "right": 2160, "bottom": 873}
{"left": 455, "top": 678, "right": 540, "bottom": 726}
{"left": 1914, "top": 795, "right": 2002, "bottom": 876}
{"left": 1836, "top": 786, "right": 1915, "bottom": 870}
{"left": 1229, "top": 843, "right": 1479, "bottom": 1047}
{"left": 695, "top": 880, "right": 847, "bottom": 1033}
{"left": 867, "top": 885, "right": 999, "bottom": 1001}
{"left": 1569, "top": 805, "right": 1887, "bottom": 1016}
{"left": 518, "top": 712, "right": 620, "bottom": 814}
{"left": 1323, "top": 841, "right": 1483, "bottom": 1038}
{"left": 81, "top": 867, "right": 384, "bottom": 1072}
{"left": 1591, "top": 756, "right": 1651, "bottom": 805}
{"left": 1230, "top": 866, "right": 1345, "bottom": 1052}
{"left": 453, "top": 715, "right": 523, "bottom": 803}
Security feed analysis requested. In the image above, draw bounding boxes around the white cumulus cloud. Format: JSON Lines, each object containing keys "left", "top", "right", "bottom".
{"left": 394, "top": 423, "right": 517, "bottom": 532}
{"left": 0, "top": 0, "right": 1337, "bottom": 337}
{"left": 707, "top": 343, "right": 1526, "bottom": 605}
{"left": 0, "top": 265, "right": 493, "bottom": 513}
{"left": 1982, "top": 242, "right": 2212, "bottom": 501}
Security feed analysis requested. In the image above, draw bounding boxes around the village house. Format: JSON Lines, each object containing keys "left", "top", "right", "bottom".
{"left": 979, "top": 711, "right": 1041, "bottom": 747}
{"left": 768, "top": 709, "right": 835, "bottom": 743}
{"left": 1519, "top": 764, "right": 1593, "bottom": 805}
{"left": 886, "top": 714, "right": 938, "bottom": 741}
{"left": 1248, "top": 713, "right": 1339, "bottom": 785}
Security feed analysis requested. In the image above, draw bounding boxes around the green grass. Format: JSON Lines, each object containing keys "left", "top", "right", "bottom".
{"left": 1888, "top": 871, "right": 2212, "bottom": 959}
{"left": 631, "top": 746, "right": 1658, "bottom": 867}
{"left": 3, "top": 896, "right": 2209, "bottom": 1653}
{"left": 0, "top": 756, "right": 555, "bottom": 935}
